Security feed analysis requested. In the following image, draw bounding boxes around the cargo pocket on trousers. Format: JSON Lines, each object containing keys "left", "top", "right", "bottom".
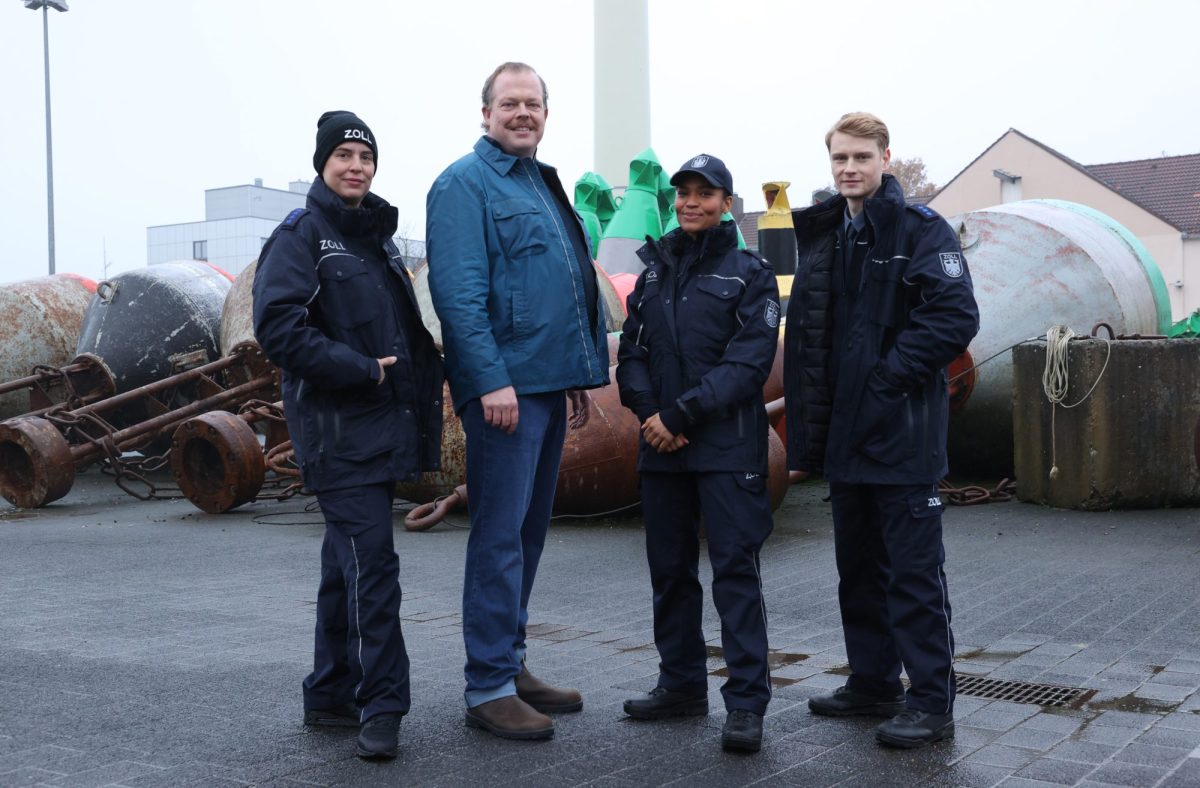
{"left": 897, "top": 490, "right": 947, "bottom": 569}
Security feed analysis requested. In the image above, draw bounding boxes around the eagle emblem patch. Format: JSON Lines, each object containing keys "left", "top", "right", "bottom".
{"left": 764, "top": 300, "right": 780, "bottom": 328}
{"left": 939, "top": 252, "right": 964, "bottom": 278}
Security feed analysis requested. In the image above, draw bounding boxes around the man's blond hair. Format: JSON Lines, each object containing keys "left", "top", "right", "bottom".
{"left": 825, "top": 112, "right": 889, "bottom": 153}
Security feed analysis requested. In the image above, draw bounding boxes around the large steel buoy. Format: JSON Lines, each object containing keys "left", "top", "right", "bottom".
{"left": 76, "top": 261, "right": 233, "bottom": 393}
{"left": 220, "top": 259, "right": 258, "bottom": 355}
{"left": 0, "top": 274, "right": 96, "bottom": 419}
{"left": 946, "top": 200, "right": 1170, "bottom": 479}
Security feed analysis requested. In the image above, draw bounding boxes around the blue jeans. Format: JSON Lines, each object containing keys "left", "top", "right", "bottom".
{"left": 460, "top": 391, "right": 566, "bottom": 707}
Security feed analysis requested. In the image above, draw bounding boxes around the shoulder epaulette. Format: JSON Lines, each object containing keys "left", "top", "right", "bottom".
{"left": 907, "top": 204, "right": 940, "bottom": 222}
{"left": 280, "top": 208, "right": 309, "bottom": 230}
{"left": 740, "top": 248, "right": 773, "bottom": 270}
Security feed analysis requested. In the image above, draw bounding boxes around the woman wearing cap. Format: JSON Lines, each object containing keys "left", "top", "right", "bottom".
{"left": 252, "top": 111, "right": 443, "bottom": 760}
{"left": 617, "top": 154, "right": 781, "bottom": 752}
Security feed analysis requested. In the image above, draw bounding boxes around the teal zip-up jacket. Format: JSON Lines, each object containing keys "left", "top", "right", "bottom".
{"left": 426, "top": 136, "right": 609, "bottom": 411}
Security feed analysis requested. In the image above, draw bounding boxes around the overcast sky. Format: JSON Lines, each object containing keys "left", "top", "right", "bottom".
{"left": 1, "top": 0, "right": 1195, "bottom": 285}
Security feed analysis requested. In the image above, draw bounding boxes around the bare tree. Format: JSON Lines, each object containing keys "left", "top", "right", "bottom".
{"left": 887, "top": 156, "right": 938, "bottom": 198}
{"left": 391, "top": 222, "right": 426, "bottom": 271}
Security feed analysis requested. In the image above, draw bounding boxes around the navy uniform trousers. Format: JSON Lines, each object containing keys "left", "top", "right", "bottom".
{"left": 641, "top": 470, "right": 774, "bottom": 715}
{"left": 829, "top": 481, "right": 955, "bottom": 714}
{"left": 302, "top": 482, "right": 410, "bottom": 723}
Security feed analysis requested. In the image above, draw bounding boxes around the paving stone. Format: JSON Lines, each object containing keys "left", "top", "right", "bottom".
{"left": 666, "top": 737, "right": 838, "bottom": 786}
{"left": 1111, "top": 741, "right": 1190, "bottom": 768}
{"left": 963, "top": 743, "right": 1038, "bottom": 769}
{"left": 921, "top": 762, "right": 1015, "bottom": 787}
{"left": 1158, "top": 758, "right": 1200, "bottom": 788}
{"left": 961, "top": 706, "right": 1041, "bottom": 733}
{"left": 747, "top": 759, "right": 854, "bottom": 787}
{"left": 0, "top": 768, "right": 69, "bottom": 786}
{"left": 1147, "top": 670, "right": 1200, "bottom": 689}
{"left": 1160, "top": 712, "right": 1200, "bottom": 732}
{"left": 1013, "top": 756, "right": 1096, "bottom": 785}
{"left": 1165, "top": 658, "right": 1200, "bottom": 675}
{"left": 1084, "top": 761, "right": 1170, "bottom": 787}
{"left": 48, "top": 761, "right": 166, "bottom": 788}
{"left": 1134, "top": 683, "right": 1193, "bottom": 702}
{"left": 1073, "top": 724, "right": 1144, "bottom": 747}
{"left": 992, "top": 725, "right": 1071, "bottom": 752}
{"left": 1017, "top": 712, "right": 1087, "bottom": 735}
{"left": 1134, "top": 724, "right": 1200, "bottom": 749}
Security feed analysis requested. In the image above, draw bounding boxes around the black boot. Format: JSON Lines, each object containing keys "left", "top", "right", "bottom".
{"left": 623, "top": 687, "right": 709, "bottom": 720}
{"left": 355, "top": 713, "right": 401, "bottom": 759}
{"left": 721, "top": 709, "right": 763, "bottom": 752}
{"left": 808, "top": 685, "right": 906, "bottom": 717}
{"left": 875, "top": 709, "right": 954, "bottom": 748}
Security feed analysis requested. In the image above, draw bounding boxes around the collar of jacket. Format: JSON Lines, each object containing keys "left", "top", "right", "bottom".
{"left": 473, "top": 135, "right": 560, "bottom": 180}
{"left": 792, "top": 173, "right": 905, "bottom": 241}
{"left": 638, "top": 220, "right": 739, "bottom": 269}
{"left": 308, "top": 176, "right": 399, "bottom": 240}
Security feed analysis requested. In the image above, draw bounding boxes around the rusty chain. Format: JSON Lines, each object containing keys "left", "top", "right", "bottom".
{"left": 939, "top": 477, "right": 1017, "bottom": 506}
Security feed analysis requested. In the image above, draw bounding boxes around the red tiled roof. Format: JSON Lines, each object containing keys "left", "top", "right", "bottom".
{"left": 936, "top": 129, "right": 1200, "bottom": 235}
{"left": 1086, "top": 154, "right": 1200, "bottom": 234}
{"left": 737, "top": 211, "right": 763, "bottom": 250}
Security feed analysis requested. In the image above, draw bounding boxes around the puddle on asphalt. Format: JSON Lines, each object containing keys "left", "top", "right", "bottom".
{"left": 1084, "top": 692, "right": 1180, "bottom": 714}
{"left": 615, "top": 642, "right": 656, "bottom": 654}
{"left": 706, "top": 645, "right": 809, "bottom": 687}
{"left": 705, "top": 644, "right": 809, "bottom": 668}
{"left": 707, "top": 665, "right": 800, "bottom": 687}
{"left": 955, "top": 647, "right": 1033, "bottom": 662}
{"left": 0, "top": 510, "right": 36, "bottom": 521}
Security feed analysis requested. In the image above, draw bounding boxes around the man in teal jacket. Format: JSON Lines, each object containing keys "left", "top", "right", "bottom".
{"left": 426, "top": 61, "right": 609, "bottom": 741}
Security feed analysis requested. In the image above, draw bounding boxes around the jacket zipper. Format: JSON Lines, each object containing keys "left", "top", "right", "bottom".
{"left": 919, "top": 394, "right": 929, "bottom": 463}
{"left": 520, "top": 163, "right": 598, "bottom": 379}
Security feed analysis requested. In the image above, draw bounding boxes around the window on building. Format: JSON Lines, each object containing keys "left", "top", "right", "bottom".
{"left": 193, "top": 240, "right": 207, "bottom": 260}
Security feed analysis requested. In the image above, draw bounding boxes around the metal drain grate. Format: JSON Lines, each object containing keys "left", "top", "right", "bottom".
{"left": 956, "top": 674, "right": 1092, "bottom": 708}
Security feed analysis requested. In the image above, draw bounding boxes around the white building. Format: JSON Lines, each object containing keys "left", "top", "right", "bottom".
{"left": 147, "top": 179, "right": 427, "bottom": 276}
{"left": 147, "top": 179, "right": 308, "bottom": 277}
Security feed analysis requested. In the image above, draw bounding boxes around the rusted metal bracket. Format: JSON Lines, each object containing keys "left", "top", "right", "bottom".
{"left": 0, "top": 354, "right": 116, "bottom": 419}
{"left": 0, "top": 342, "right": 278, "bottom": 508}
{"left": 169, "top": 399, "right": 302, "bottom": 514}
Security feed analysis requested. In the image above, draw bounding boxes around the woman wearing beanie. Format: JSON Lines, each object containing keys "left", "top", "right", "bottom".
{"left": 616, "top": 154, "right": 780, "bottom": 753}
{"left": 252, "top": 111, "right": 444, "bottom": 760}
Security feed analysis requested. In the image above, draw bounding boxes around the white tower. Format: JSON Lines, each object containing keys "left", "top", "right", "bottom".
{"left": 594, "top": 0, "right": 651, "bottom": 190}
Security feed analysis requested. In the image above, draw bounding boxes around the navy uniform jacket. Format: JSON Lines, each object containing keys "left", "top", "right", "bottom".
{"left": 783, "top": 174, "right": 979, "bottom": 485}
{"left": 252, "top": 178, "right": 443, "bottom": 493}
{"left": 617, "top": 221, "right": 780, "bottom": 474}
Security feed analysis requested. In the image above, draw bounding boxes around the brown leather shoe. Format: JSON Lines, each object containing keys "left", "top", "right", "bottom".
{"left": 465, "top": 695, "right": 554, "bottom": 740}
{"left": 516, "top": 662, "right": 583, "bottom": 713}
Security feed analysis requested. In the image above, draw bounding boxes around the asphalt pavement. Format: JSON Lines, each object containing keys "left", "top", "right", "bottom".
{"left": 1, "top": 470, "right": 1198, "bottom": 787}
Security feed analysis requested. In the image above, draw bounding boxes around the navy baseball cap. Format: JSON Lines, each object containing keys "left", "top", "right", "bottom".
{"left": 670, "top": 153, "right": 733, "bottom": 193}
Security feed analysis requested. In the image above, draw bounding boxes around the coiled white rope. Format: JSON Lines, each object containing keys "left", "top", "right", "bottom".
{"left": 1041, "top": 325, "right": 1112, "bottom": 480}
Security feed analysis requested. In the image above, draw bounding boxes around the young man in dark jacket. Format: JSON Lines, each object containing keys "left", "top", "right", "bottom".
{"left": 783, "top": 113, "right": 979, "bottom": 748}
{"left": 618, "top": 154, "right": 780, "bottom": 753}
{"left": 253, "top": 111, "right": 444, "bottom": 760}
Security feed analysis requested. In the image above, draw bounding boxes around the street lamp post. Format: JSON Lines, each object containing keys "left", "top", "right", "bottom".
{"left": 24, "top": 0, "right": 69, "bottom": 276}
